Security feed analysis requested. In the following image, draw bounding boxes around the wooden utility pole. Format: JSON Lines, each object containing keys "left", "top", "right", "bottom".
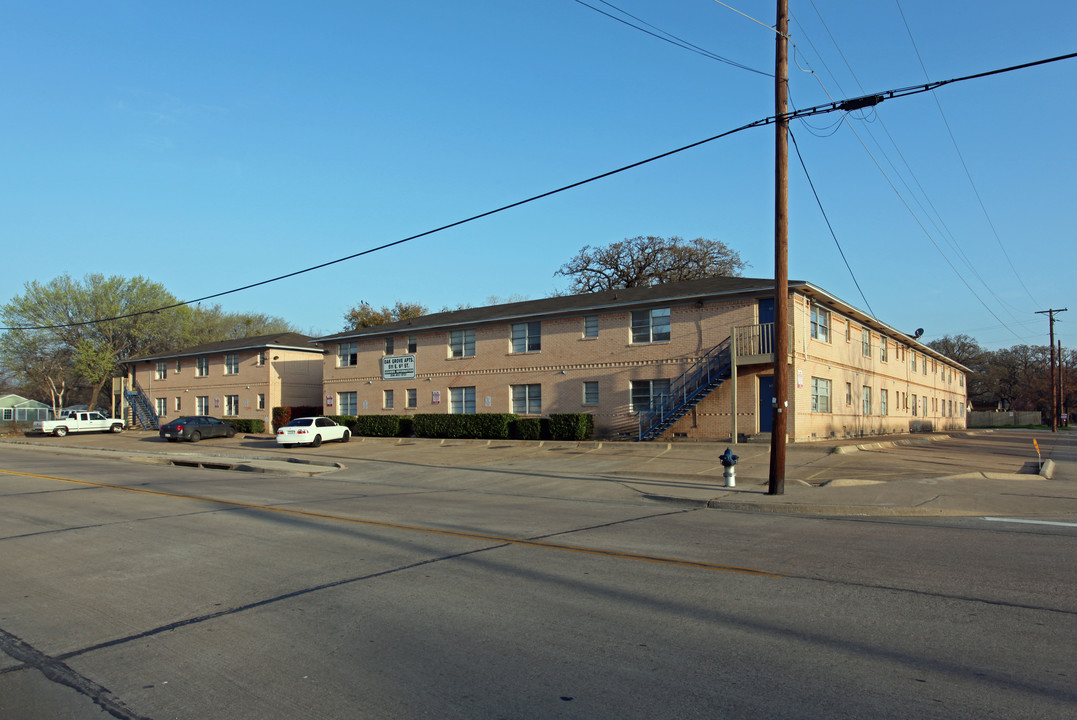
{"left": 768, "top": 0, "right": 789, "bottom": 495}
{"left": 1036, "top": 308, "right": 1067, "bottom": 431}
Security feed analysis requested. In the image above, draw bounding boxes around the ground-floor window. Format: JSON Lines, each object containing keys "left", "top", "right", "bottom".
{"left": 511, "top": 384, "right": 541, "bottom": 415}
{"left": 339, "top": 392, "right": 357, "bottom": 416}
{"left": 225, "top": 395, "right": 239, "bottom": 416}
{"left": 155, "top": 398, "right": 167, "bottom": 417}
{"left": 862, "top": 386, "right": 872, "bottom": 416}
{"left": 175, "top": 397, "right": 182, "bottom": 412}
{"left": 630, "top": 379, "right": 671, "bottom": 413}
{"left": 257, "top": 393, "right": 265, "bottom": 411}
{"left": 810, "top": 377, "right": 831, "bottom": 413}
{"left": 880, "top": 389, "right": 889, "bottom": 415}
{"left": 384, "top": 389, "right": 394, "bottom": 410}
{"left": 583, "top": 381, "right": 599, "bottom": 405}
{"left": 450, "top": 386, "right": 476, "bottom": 414}
{"left": 406, "top": 388, "right": 417, "bottom": 408}
{"left": 196, "top": 396, "right": 209, "bottom": 415}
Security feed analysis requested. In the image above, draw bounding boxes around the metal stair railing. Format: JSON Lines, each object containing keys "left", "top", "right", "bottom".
{"left": 637, "top": 337, "right": 732, "bottom": 441}
{"left": 124, "top": 379, "right": 159, "bottom": 430}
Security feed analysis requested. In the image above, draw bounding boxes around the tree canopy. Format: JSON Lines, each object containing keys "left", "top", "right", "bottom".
{"left": 1, "top": 273, "right": 295, "bottom": 413}
{"left": 555, "top": 236, "right": 748, "bottom": 294}
{"left": 344, "top": 301, "right": 428, "bottom": 330}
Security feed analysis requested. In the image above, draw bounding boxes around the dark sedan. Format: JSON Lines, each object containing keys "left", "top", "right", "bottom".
{"left": 159, "top": 416, "right": 237, "bottom": 442}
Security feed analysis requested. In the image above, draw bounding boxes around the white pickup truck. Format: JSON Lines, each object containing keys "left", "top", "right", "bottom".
{"left": 33, "top": 411, "right": 125, "bottom": 437}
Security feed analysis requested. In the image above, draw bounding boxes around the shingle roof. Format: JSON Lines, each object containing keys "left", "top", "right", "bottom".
{"left": 124, "top": 332, "right": 322, "bottom": 363}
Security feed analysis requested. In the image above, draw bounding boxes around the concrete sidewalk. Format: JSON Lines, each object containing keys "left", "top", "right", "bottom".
{"left": 2, "top": 428, "right": 1074, "bottom": 518}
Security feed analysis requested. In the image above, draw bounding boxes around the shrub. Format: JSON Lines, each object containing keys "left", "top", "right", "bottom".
{"left": 548, "top": 413, "right": 594, "bottom": 441}
{"left": 349, "top": 415, "right": 411, "bottom": 437}
{"left": 413, "top": 413, "right": 516, "bottom": 439}
{"left": 228, "top": 418, "right": 265, "bottom": 434}
{"left": 272, "top": 406, "right": 322, "bottom": 432}
{"left": 511, "top": 417, "right": 544, "bottom": 441}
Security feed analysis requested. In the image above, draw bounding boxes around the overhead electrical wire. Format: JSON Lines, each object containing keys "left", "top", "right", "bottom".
{"left": 3, "top": 52, "right": 1074, "bottom": 332}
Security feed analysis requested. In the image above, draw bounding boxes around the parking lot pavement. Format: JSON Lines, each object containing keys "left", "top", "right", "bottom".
{"left": 1, "top": 428, "right": 1074, "bottom": 518}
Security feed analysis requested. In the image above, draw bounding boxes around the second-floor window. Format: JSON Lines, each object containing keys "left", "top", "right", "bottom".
{"left": 407, "top": 335, "right": 417, "bottom": 353}
{"left": 155, "top": 361, "right": 167, "bottom": 380}
{"left": 810, "top": 306, "right": 830, "bottom": 342}
{"left": 631, "top": 308, "right": 670, "bottom": 344}
{"left": 862, "top": 329, "right": 871, "bottom": 358}
{"left": 450, "top": 329, "right": 475, "bottom": 358}
{"left": 511, "top": 322, "right": 541, "bottom": 353}
{"left": 224, "top": 353, "right": 239, "bottom": 375}
{"left": 196, "top": 357, "right": 209, "bottom": 377}
{"left": 339, "top": 342, "right": 358, "bottom": 367}
{"left": 385, "top": 337, "right": 394, "bottom": 355}
{"left": 583, "top": 316, "right": 599, "bottom": 338}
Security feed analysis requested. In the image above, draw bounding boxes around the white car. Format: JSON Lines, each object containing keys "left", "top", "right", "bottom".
{"left": 276, "top": 416, "right": 350, "bottom": 448}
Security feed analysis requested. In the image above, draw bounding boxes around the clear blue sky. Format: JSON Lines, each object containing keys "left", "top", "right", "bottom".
{"left": 3, "top": 1, "right": 1074, "bottom": 351}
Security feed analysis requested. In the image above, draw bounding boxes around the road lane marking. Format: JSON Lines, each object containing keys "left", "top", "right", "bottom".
{"left": 0, "top": 468, "right": 782, "bottom": 578}
{"left": 982, "top": 517, "right": 1077, "bottom": 528}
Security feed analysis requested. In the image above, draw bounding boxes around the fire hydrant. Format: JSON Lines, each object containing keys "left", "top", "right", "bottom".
{"left": 719, "top": 448, "right": 739, "bottom": 488}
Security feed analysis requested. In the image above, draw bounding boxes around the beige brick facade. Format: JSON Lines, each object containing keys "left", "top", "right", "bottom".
{"left": 316, "top": 278, "right": 969, "bottom": 442}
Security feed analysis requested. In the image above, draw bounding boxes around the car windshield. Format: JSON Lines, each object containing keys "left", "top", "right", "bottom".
{"left": 286, "top": 418, "right": 314, "bottom": 427}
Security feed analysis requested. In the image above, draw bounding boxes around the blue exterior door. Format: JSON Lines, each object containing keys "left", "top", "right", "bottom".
{"left": 757, "top": 297, "right": 775, "bottom": 325}
{"left": 758, "top": 376, "right": 775, "bottom": 433}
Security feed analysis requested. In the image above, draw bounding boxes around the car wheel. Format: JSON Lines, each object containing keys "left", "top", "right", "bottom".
{"left": 54, "top": 427, "right": 68, "bottom": 437}
{"left": 167, "top": 438, "right": 178, "bottom": 443}
{"left": 189, "top": 431, "right": 201, "bottom": 443}
{"left": 311, "top": 434, "right": 322, "bottom": 448}
{"left": 281, "top": 443, "right": 293, "bottom": 449}
{"left": 110, "top": 423, "right": 123, "bottom": 433}
{"left": 341, "top": 429, "right": 350, "bottom": 443}
{"left": 226, "top": 428, "right": 236, "bottom": 438}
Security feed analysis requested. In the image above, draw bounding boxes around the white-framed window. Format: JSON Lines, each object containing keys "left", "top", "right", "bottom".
{"left": 385, "top": 337, "right": 394, "bottom": 355}
{"left": 224, "top": 353, "right": 239, "bottom": 375}
{"left": 862, "top": 329, "right": 871, "bottom": 357}
{"left": 225, "top": 395, "right": 239, "bottom": 416}
{"left": 810, "top": 306, "right": 830, "bottom": 342}
{"left": 880, "top": 339, "right": 888, "bottom": 362}
{"left": 339, "top": 391, "right": 357, "bottom": 416}
{"left": 881, "top": 389, "right": 889, "bottom": 416}
{"left": 155, "top": 398, "right": 167, "bottom": 417}
{"left": 862, "top": 386, "right": 872, "bottom": 415}
{"left": 631, "top": 308, "right": 671, "bottom": 344}
{"left": 196, "top": 357, "right": 209, "bottom": 377}
{"left": 959, "top": 374, "right": 965, "bottom": 387}
{"left": 845, "top": 321, "right": 851, "bottom": 343}
{"left": 338, "top": 343, "right": 358, "bottom": 367}
{"left": 384, "top": 389, "right": 394, "bottom": 409}
{"left": 2, "top": 408, "right": 12, "bottom": 421}
{"left": 923, "top": 358, "right": 928, "bottom": 375}
{"left": 511, "top": 384, "right": 541, "bottom": 415}
{"left": 583, "top": 315, "right": 599, "bottom": 338}
{"left": 155, "top": 361, "right": 167, "bottom": 380}
{"left": 406, "top": 388, "right": 417, "bottom": 409}
{"left": 810, "top": 378, "right": 831, "bottom": 413}
{"left": 175, "top": 397, "right": 181, "bottom": 412}
{"left": 196, "top": 395, "right": 209, "bottom": 415}
{"left": 911, "top": 353, "right": 917, "bottom": 372}
{"left": 450, "top": 386, "right": 476, "bottom": 414}
{"left": 175, "top": 359, "right": 182, "bottom": 372}
{"left": 846, "top": 382, "right": 852, "bottom": 406}
{"left": 257, "top": 351, "right": 266, "bottom": 366}
{"left": 408, "top": 335, "right": 417, "bottom": 354}
{"left": 911, "top": 393, "right": 918, "bottom": 417}
{"left": 511, "top": 322, "right": 541, "bottom": 353}
{"left": 450, "top": 329, "right": 475, "bottom": 358}
{"left": 257, "top": 393, "right": 265, "bottom": 411}
{"left": 583, "top": 381, "right": 599, "bottom": 405}
{"left": 630, "top": 379, "right": 671, "bottom": 413}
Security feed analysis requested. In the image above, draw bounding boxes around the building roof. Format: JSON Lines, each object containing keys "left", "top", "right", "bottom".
{"left": 123, "top": 332, "right": 322, "bottom": 364}
{"left": 0, "top": 394, "right": 50, "bottom": 408}
{"left": 314, "top": 276, "right": 971, "bottom": 373}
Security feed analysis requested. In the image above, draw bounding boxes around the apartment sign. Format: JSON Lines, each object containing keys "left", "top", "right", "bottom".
{"left": 381, "top": 355, "right": 416, "bottom": 380}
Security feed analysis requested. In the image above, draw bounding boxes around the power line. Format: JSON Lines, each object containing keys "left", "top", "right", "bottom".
{"left": 3, "top": 52, "right": 1074, "bottom": 332}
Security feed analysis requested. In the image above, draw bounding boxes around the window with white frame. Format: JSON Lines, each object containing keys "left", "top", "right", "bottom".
{"left": 583, "top": 381, "right": 599, "bottom": 405}
{"left": 881, "top": 389, "right": 889, "bottom": 415}
{"left": 862, "top": 386, "right": 872, "bottom": 415}
{"left": 384, "top": 389, "right": 394, "bottom": 409}
{"left": 583, "top": 315, "right": 599, "bottom": 338}
{"left": 224, "top": 353, "right": 239, "bottom": 375}
{"left": 511, "top": 384, "right": 541, "bottom": 415}
{"left": 911, "top": 393, "right": 918, "bottom": 416}
{"left": 810, "top": 377, "right": 831, "bottom": 413}
{"left": 450, "top": 330, "right": 475, "bottom": 358}
{"left": 196, "top": 357, "right": 209, "bottom": 377}
{"left": 911, "top": 353, "right": 917, "bottom": 372}
{"left": 631, "top": 308, "right": 671, "bottom": 343}
{"left": 196, "top": 396, "right": 209, "bottom": 415}
{"left": 338, "top": 342, "right": 358, "bottom": 367}
{"left": 810, "top": 306, "right": 831, "bottom": 342}
{"left": 406, "top": 388, "right": 417, "bottom": 408}
{"left": 175, "top": 359, "right": 182, "bottom": 372}
{"left": 2, "top": 409, "right": 11, "bottom": 421}
{"left": 511, "top": 322, "right": 541, "bottom": 353}
{"left": 155, "top": 398, "right": 167, "bottom": 417}
{"left": 450, "top": 386, "right": 476, "bottom": 414}
{"left": 225, "top": 395, "right": 239, "bottom": 416}
{"left": 385, "top": 337, "right": 394, "bottom": 355}
{"left": 630, "top": 379, "right": 671, "bottom": 413}
{"left": 257, "top": 351, "right": 266, "bottom": 366}
{"left": 408, "top": 335, "right": 417, "bottom": 353}
{"left": 174, "top": 397, "right": 181, "bottom": 412}
{"left": 339, "top": 391, "right": 357, "bottom": 416}
{"left": 257, "top": 393, "right": 265, "bottom": 410}
{"left": 862, "top": 328, "right": 871, "bottom": 357}
{"left": 880, "top": 339, "right": 888, "bottom": 362}
{"left": 155, "top": 361, "right": 167, "bottom": 380}
{"left": 846, "top": 382, "right": 852, "bottom": 406}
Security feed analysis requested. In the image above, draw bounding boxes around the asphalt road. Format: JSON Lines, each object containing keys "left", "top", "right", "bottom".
{"left": 1, "top": 444, "right": 1074, "bottom": 719}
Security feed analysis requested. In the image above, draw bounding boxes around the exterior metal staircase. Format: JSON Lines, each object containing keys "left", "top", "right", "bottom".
{"left": 637, "top": 337, "right": 732, "bottom": 441}
{"left": 124, "top": 380, "right": 159, "bottom": 430}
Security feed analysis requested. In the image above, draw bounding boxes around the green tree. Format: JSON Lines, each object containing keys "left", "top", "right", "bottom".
{"left": 555, "top": 236, "right": 748, "bottom": 294}
{"left": 344, "top": 301, "right": 428, "bottom": 330}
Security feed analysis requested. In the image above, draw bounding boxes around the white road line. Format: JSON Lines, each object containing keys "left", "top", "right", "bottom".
{"left": 982, "top": 517, "right": 1077, "bottom": 528}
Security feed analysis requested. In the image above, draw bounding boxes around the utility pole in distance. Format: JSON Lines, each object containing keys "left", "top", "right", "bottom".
{"left": 1036, "top": 308, "right": 1067, "bottom": 431}
{"left": 768, "top": 0, "right": 790, "bottom": 495}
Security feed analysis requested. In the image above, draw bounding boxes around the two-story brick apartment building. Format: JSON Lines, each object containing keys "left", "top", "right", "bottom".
{"left": 119, "top": 333, "right": 323, "bottom": 428}
{"left": 314, "top": 278, "right": 969, "bottom": 442}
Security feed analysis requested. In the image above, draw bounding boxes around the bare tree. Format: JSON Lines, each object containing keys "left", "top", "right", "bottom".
{"left": 555, "top": 236, "right": 747, "bottom": 294}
